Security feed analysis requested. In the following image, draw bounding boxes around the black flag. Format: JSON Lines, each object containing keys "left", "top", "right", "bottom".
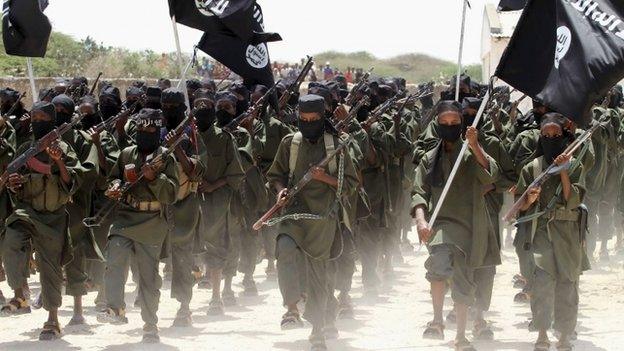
{"left": 169, "top": 0, "right": 279, "bottom": 44}
{"left": 2, "top": 0, "right": 52, "bottom": 57}
{"left": 197, "top": 2, "right": 276, "bottom": 87}
{"left": 495, "top": 0, "right": 624, "bottom": 124}
{"left": 498, "top": 0, "right": 527, "bottom": 11}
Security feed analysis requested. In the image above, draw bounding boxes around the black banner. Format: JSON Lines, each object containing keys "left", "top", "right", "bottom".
{"left": 170, "top": 0, "right": 278, "bottom": 44}
{"left": 197, "top": 2, "right": 276, "bottom": 87}
{"left": 498, "top": 0, "right": 527, "bottom": 11}
{"left": 496, "top": 0, "right": 624, "bottom": 124}
{"left": 2, "top": 0, "right": 51, "bottom": 57}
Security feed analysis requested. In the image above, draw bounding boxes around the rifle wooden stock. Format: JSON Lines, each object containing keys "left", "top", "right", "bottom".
{"left": 503, "top": 122, "right": 600, "bottom": 222}
{"left": 89, "top": 72, "right": 103, "bottom": 96}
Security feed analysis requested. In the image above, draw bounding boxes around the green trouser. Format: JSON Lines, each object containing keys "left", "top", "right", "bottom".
{"left": 531, "top": 268, "right": 579, "bottom": 335}
{"left": 425, "top": 244, "right": 476, "bottom": 307}
{"left": 474, "top": 266, "right": 496, "bottom": 312}
{"left": 261, "top": 226, "right": 278, "bottom": 261}
{"left": 276, "top": 234, "right": 337, "bottom": 330}
{"left": 224, "top": 223, "right": 259, "bottom": 278}
{"left": 3, "top": 221, "right": 64, "bottom": 310}
{"left": 275, "top": 235, "right": 305, "bottom": 306}
{"left": 105, "top": 235, "right": 163, "bottom": 326}
{"left": 334, "top": 230, "right": 355, "bottom": 294}
{"left": 65, "top": 242, "right": 88, "bottom": 296}
{"left": 171, "top": 239, "right": 194, "bottom": 305}
{"left": 585, "top": 197, "right": 599, "bottom": 255}
{"left": 355, "top": 224, "right": 382, "bottom": 290}
{"left": 514, "top": 223, "right": 535, "bottom": 289}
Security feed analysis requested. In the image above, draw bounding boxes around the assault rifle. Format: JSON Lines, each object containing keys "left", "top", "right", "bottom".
{"left": 503, "top": 122, "right": 600, "bottom": 223}
{"left": 361, "top": 94, "right": 400, "bottom": 129}
{"left": 83, "top": 124, "right": 190, "bottom": 228}
{"left": 278, "top": 56, "right": 313, "bottom": 110}
{"left": 0, "top": 114, "right": 85, "bottom": 189}
{"left": 332, "top": 96, "right": 370, "bottom": 132}
{"left": 224, "top": 81, "right": 280, "bottom": 132}
{"left": 88, "top": 95, "right": 145, "bottom": 135}
{"left": 344, "top": 68, "right": 373, "bottom": 106}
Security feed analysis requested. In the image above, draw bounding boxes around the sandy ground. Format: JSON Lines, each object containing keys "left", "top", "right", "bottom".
{"left": 0, "top": 230, "right": 623, "bottom": 351}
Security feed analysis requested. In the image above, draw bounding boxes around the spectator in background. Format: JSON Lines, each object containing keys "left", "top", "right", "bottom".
{"left": 323, "top": 62, "right": 334, "bottom": 80}
{"left": 345, "top": 67, "right": 353, "bottom": 84}
{"left": 355, "top": 68, "right": 363, "bottom": 83}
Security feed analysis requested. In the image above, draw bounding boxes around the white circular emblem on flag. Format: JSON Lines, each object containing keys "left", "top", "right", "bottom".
{"left": 246, "top": 43, "right": 269, "bottom": 69}
{"left": 195, "top": 0, "right": 216, "bottom": 17}
{"left": 554, "top": 26, "right": 571, "bottom": 69}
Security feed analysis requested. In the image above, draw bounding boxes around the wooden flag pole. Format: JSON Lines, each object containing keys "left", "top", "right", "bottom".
{"left": 428, "top": 80, "right": 493, "bottom": 229}
{"left": 171, "top": 16, "right": 190, "bottom": 112}
{"left": 26, "top": 58, "right": 38, "bottom": 103}
{"left": 454, "top": 0, "right": 469, "bottom": 101}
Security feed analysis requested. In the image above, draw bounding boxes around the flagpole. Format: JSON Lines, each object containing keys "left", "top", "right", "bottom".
{"left": 176, "top": 55, "right": 194, "bottom": 90}
{"left": 171, "top": 16, "right": 190, "bottom": 112}
{"left": 26, "top": 58, "right": 38, "bottom": 103}
{"left": 428, "top": 83, "right": 493, "bottom": 229}
{"left": 454, "top": 0, "right": 469, "bottom": 101}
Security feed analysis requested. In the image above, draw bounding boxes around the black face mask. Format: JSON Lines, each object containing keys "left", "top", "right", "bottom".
{"left": 55, "top": 111, "right": 72, "bottom": 126}
{"left": 124, "top": 100, "right": 142, "bottom": 112}
{"left": 163, "top": 105, "right": 186, "bottom": 130}
{"left": 298, "top": 118, "right": 325, "bottom": 141}
{"left": 32, "top": 120, "right": 55, "bottom": 139}
{"left": 356, "top": 106, "right": 369, "bottom": 122}
{"left": 82, "top": 113, "right": 101, "bottom": 130}
{"left": 437, "top": 124, "right": 462, "bottom": 142}
{"left": 100, "top": 103, "right": 121, "bottom": 120}
{"left": 0, "top": 102, "right": 12, "bottom": 115}
{"left": 236, "top": 99, "right": 249, "bottom": 116}
{"left": 216, "top": 109, "right": 235, "bottom": 127}
{"left": 540, "top": 135, "right": 566, "bottom": 164}
{"left": 288, "top": 93, "right": 300, "bottom": 107}
{"left": 195, "top": 107, "right": 216, "bottom": 132}
{"left": 144, "top": 100, "right": 161, "bottom": 110}
{"left": 136, "top": 131, "right": 160, "bottom": 153}
{"left": 462, "top": 113, "right": 478, "bottom": 131}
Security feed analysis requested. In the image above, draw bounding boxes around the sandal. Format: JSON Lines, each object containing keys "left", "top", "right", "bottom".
{"left": 534, "top": 340, "right": 551, "bottom": 351}
{"left": 206, "top": 299, "right": 224, "bottom": 316}
{"left": 142, "top": 324, "right": 160, "bottom": 344}
{"left": 173, "top": 307, "right": 193, "bottom": 327}
{"left": 242, "top": 278, "right": 258, "bottom": 296}
{"left": 39, "top": 321, "right": 62, "bottom": 341}
{"left": 454, "top": 338, "right": 476, "bottom": 351}
{"left": 423, "top": 321, "right": 445, "bottom": 340}
{"left": 222, "top": 290, "right": 237, "bottom": 307}
{"left": 0, "top": 297, "right": 31, "bottom": 316}
{"left": 96, "top": 307, "right": 129, "bottom": 324}
{"left": 309, "top": 333, "right": 327, "bottom": 351}
{"left": 473, "top": 320, "right": 494, "bottom": 340}
{"left": 281, "top": 311, "right": 304, "bottom": 330}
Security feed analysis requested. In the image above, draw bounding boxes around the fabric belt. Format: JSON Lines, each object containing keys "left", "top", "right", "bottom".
{"left": 126, "top": 195, "right": 162, "bottom": 211}
{"left": 547, "top": 208, "right": 578, "bottom": 222}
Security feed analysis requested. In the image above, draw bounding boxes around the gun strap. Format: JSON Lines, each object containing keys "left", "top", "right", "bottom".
{"left": 288, "top": 132, "right": 338, "bottom": 182}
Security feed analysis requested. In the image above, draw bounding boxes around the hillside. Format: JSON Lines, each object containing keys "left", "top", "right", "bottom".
{"left": 314, "top": 51, "right": 482, "bottom": 84}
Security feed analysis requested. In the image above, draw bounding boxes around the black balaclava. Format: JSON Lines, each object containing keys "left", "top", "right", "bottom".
{"left": 135, "top": 108, "right": 164, "bottom": 154}
{"left": 52, "top": 94, "right": 75, "bottom": 126}
{"left": 161, "top": 88, "right": 187, "bottom": 130}
{"left": 215, "top": 92, "right": 238, "bottom": 128}
{"left": 229, "top": 82, "right": 250, "bottom": 116}
{"left": 435, "top": 100, "right": 463, "bottom": 142}
{"left": 539, "top": 113, "right": 568, "bottom": 165}
{"left": 31, "top": 101, "right": 57, "bottom": 139}
{"left": 79, "top": 95, "right": 102, "bottom": 130}
{"left": 186, "top": 79, "right": 202, "bottom": 108}
{"left": 144, "top": 86, "right": 163, "bottom": 110}
{"left": 125, "top": 86, "right": 144, "bottom": 111}
{"left": 298, "top": 94, "right": 326, "bottom": 142}
{"left": 193, "top": 89, "right": 216, "bottom": 132}
{"left": 99, "top": 86, "right": 122, "bottom": 120}
{"left": 461, "top": 97, "right": 483, "bottom": 130}
{"left": 0, "top": 88, "right": 21, "bottom": 114}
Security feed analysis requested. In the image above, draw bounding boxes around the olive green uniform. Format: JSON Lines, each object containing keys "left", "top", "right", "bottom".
{"left": 62, "top": 129, "right": 104, "bottom": 297}
{"left": 170, "top": 137, "right": 206, "bottom": 307}
{"left": 3, "top": 140, "right": 82, "bottom": 311}
{"left": 197, "top": 125, "right": 244, "bottom": 268}
{"left": 412, "top": 141, "right": 501, "bottom": 306}
{"left": 104, "top": 145, "right": 178, "bottom": 327}
{"left": 266, "top": 131, "right": 358, "bottom": 330}
{"left": 0, "top": 122, "right": 17, "bottom": 286}
{"left": 515, "top": 156, "right": 585, "bottom": 336}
